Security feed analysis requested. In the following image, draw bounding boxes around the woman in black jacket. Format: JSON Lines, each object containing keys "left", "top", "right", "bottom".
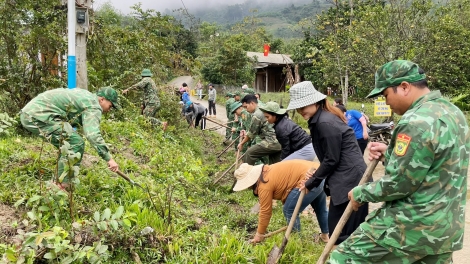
{"left": 287, "top": 81, "right": 368, "bottom": 246}
{"left": 259, "top": 101, "right": 329, "bottom": 243}
{"left": 259, "top": 102, "right": 316, "bottom": 161}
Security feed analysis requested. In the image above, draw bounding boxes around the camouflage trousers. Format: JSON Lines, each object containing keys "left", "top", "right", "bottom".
{"left": 243, "top": 143, "right": 281, "bottom": 165}
{"left": 328, "top": 226, "right": 453, "bottom": 264}
{"left": 225, "top": 127, "right": 232, "bottom": 140}
{"left": 143, "top": 100, "right": 162, "bottom": 126}
{"left": 20, "top": 113, "right": 84, "bottom": 183}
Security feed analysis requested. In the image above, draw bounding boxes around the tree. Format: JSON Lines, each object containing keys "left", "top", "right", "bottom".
{"left": 88, "top": 3, "right": 193, "bottom": 89}
{"left": 0, "top": 0, "right": 67, "bottom": 113}
{"left": 295, "top": 0, "right": 470, "bottom": 99}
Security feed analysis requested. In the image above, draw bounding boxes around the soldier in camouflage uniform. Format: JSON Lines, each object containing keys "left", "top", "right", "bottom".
{"left": 230, "top": 101, "right": 251, "bottom": 154}
{"left": 238, "top": 94, "right": 281, "bottom": 165}
{"left": 329, "top": 60, "right": 470, "bottom": 263}
{"left": 240, "top": 85, "right": 255, "bottom": 101}
{"left": 254, "top": 93, "right": 265, "bottom": 108}
{"left": 20, "top": 87, "right": 121, "bottom": 187}
{"left": 233, "top": 91, "right": 241, "bottom": 103}
{"left": 230, "top": 91, "right": 242, "bottom": 141}
{"left": 123, "top": 69, "right": 167, "bottom": 130}
{"left": 225, "top": 92, "right": 235, "bottom": 141}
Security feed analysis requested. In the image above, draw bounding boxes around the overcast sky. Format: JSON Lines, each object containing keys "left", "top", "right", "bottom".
{"left": 93, "top": 0, "right": 248, "bottom": 14}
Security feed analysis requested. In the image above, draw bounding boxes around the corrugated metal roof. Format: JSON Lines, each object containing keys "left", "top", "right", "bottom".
{"left": 247, "top": 52, "right": 294, "bottom": 66}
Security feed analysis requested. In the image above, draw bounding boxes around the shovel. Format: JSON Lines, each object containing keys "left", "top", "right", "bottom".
{"left": 116, "top": 170, "right": 144, "bottom": 190}
{"left": 316, "top": 159, "right": 379, "bottom": 264}
{"left": 266, "top": 189, "right": 306, "bottom": 264}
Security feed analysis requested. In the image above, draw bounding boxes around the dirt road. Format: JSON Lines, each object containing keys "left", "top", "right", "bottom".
{"left": 168, "top": 76, "right": 228, "bottom": 136}
{"left": 168, "top": 76, "right": 470, "bottom": 263}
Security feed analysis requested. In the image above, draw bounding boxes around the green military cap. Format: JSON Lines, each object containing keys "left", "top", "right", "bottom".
{"left": 367, "top": 60, "right": 426, "bottom": 98}
{"left": 245, "top": 88, "right": 255, "bottom": 95}
{"left": 141, "top": 69, "right": 153, "bottom": 77}
{"left": 259, "top": 101, "right": 287, "bottom": 115}
{"left": 229, "top": 101, "right": 243, "bottom": 114}
{"left": 225, "top": 92, "right": 234, "bottom": 97}
{"left": 234, "top": 91, "right": 241, "bottom": 96}
{"left": 96, "top": 87, "right": 121, "bottom": 110}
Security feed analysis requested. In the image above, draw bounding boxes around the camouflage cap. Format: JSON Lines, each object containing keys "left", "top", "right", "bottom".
{"left": 225, "top": 92, "right": 234, "bottom": 97}
{"left": 141, "top": 69, "right": 153, "bottom": 77}
{"left": 367, "top": 60, "right": 426, "bottom": 98}
{"left": 229, "top": 101, "right": 243, "bottom": 113}
{"left": 245, "top": 88, "right": 255, "bottom": 95}
{"left": 96, "top": 87, "right": 121, "bottom": 110}
{"left": 234, "top": 91, "right": 242, "bottom": 96}
{"left": 259, "top": 101, "right": 287, "bottom": 115}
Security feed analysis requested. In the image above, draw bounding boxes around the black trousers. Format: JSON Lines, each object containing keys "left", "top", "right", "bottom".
{"left": 357, "top": 138, "right": 368, "bottom": 155}
{"left": 195, "top": 109, "right": 207, "bottom": 129}
{"left": 208, "top": 100, "right": 216, "bottom": 115}
{"left": 328, "top": 200, "right": 368, "bottom": 245}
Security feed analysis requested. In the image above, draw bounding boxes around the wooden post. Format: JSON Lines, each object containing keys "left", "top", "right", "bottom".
{"left": 265, "top": 69, "right": 268, "bottom": 93}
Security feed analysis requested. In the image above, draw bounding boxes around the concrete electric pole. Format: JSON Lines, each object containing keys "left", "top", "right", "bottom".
{"left": 75, "top": 0, "right": 92, "bottom": 90}
{"left": 63, "top": 0, "right": 92, "bottom": 89}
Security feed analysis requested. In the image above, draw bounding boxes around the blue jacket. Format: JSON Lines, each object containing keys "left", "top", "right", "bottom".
{"left": 182, "top": 92, "right": 190, "bottom": 104}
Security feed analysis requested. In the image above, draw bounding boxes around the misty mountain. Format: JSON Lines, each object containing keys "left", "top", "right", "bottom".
{"left": 166, "top": 0, "right": 332, "bottom": 39}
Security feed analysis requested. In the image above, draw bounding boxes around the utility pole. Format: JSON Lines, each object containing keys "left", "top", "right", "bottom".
{"left": 66, "top": 0, "right": 76, "bottom": 89}
{"left": 63, "top": 0, "right": 91, "bottom": 89}
{"left": 75, "top": 0, "right": 92, "bottom": 90}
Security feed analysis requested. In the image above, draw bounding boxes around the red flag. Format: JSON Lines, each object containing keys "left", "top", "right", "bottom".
{"left": 263, "top": 44, "right": 270, "bottom": 56}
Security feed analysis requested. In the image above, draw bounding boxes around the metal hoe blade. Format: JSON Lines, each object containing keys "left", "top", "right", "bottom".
{"left": 116, "top": 170, "right": 144, "bottom": 190}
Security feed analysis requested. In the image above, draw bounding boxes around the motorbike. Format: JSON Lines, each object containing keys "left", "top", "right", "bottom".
{"left": 362, "top": 104, "right": 394, "bottom": 144}
{"left": 368, "top": 121, "right": 394, "bottom": 144}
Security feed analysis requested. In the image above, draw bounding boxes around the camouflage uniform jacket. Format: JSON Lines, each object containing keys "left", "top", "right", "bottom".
{"left": 226, "top": 98, "right": 235, "bottom": 119}
{"left": 353, "top": 91, "right": 469, "bottom": 254}
{"left": 21, "top": 88, "right": 112, "bottom": 161}
{"left": 246, "top": 108, "right": 281, "bottom": 149}
{"left": 236, "top": 109, "right": 252, "bottom": 133}
{"left": 128, "top": 77, "right": 159, "bottom": 105}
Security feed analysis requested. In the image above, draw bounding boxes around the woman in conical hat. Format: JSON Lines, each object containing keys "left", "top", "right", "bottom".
{"left": 287, "top": 81, "right": 368, "bottom": 246}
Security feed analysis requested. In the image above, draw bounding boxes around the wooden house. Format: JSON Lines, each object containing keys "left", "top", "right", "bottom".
{"left": 246, "top": 52, "right": 295, "bottom": 93}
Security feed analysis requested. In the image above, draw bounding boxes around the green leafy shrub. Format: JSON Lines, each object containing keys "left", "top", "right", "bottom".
{"left": 0, "top": 112, "right": 17, "bottom": 136}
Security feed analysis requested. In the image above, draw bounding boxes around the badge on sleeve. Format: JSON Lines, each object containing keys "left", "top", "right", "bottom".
{"left": 395, "top": 133, "right": 411, "bottom": 156}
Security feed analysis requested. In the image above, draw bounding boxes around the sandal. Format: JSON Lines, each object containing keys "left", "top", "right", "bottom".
{"left": 314, "top": 233, "right": 329, "bottom": 243}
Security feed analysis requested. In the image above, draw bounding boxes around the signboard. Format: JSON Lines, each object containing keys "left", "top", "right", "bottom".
{"left": 374, "top": 97, "right": 392, "bottom": 117}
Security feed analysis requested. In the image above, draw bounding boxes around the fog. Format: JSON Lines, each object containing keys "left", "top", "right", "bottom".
{"left": 93, "top": 0, "right": 248, "bottom": 13}
{"left": 93, "top": 0, "right": 310, "bottom": 14}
